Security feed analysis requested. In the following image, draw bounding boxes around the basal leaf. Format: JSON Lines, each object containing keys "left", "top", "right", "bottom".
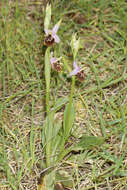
{"left": 42, "top": 113, "right": 54, "bottom": 166}
{"left": 52, "top": 97, "right": 68, "bottom": 113}
{"left": 76, "top": 135, "right": 104, "bottom": 150}
{"left": 37, "top": 175, "right": 46, "bottom": 190}
{"left": 37, "top": 171, "right": 55, "bottom": 190}
{"left": 42, "top": 113, "right": 63, "bottom": 165}
{"left": 63, "top": 102, "right": 75, "bottom": 140}
{"left": 55, "top": 170, "right": 73, "bottom": 189}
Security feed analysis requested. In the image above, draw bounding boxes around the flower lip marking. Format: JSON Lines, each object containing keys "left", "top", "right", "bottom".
{"left": 44, "top": 34, "right": 55, "bottom": 46}
{"left": 53, "top": 62, "right": 62, "bottom": 72}
{"left": 77, "top": 70, "right": 85, "bottom": 82}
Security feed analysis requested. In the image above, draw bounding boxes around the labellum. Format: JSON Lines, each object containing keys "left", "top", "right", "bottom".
{"left": 53, "top": 61, "right": 62, "bottom": 72}
{"left": 44, "top": 34, "right": 55, "bottom": 46}
{"left": 77, "top": 70, "right": 85, "bottom": 82}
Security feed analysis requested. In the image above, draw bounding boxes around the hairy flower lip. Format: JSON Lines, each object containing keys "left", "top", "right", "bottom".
{"left": 77, "top": 70, "right": 85, "bottom": 82}
{"left": 44, "top": 34, "right": 55, "bottom": 46}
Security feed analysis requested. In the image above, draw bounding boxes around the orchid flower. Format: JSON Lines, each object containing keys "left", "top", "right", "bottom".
{"left": 50, "top": 52, "right": 62, "bottom": 72}
{"left": 69, "top": 61, "right": 81, "bottom": 76}
{"left": 50, "top": 52, "right": 57, "bottom": 67}
{"left": 44, "top": 22, "right": 60, "bottom": 44}
{"left": 69, "top": 61, "right": 85, "bottom": 81}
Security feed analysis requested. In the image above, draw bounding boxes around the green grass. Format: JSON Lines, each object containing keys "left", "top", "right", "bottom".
{"left": 0, "top": 0, "right": 127, "bottom": 189}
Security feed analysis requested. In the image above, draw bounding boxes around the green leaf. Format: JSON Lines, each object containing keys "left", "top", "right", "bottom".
{"left": 45, "top": 47, "right": 51, "bottom": 93}
{"left": 42, "top": 113, "right": 54, "bottom": 167}
{"left": 75, "top": 135, "right": 104, "bottom": 150}
{"left": 63, "top": 102, "right": 75, "bottom": 140}
{"left": 55, "top": 170, "right": 73, "bottom": 189}
{"left": 44, "top": 4, "right": 51, "bottom": 31}
{"left": 52, "top": 97, "right": 68, "bottom": 113}
{"left": 55, "top": 19, "right": 62, "bottom": 30}
{"left": 45, "top": 47, "right": 51, "bottom": 113}
{"left": 50, "top": 120, "right": 62, "bottom": 163}
{"left": 42, "top": 112, "right": 63, "bottom": 166}
{"left": 115, "top": 170, "right": 127, "bottom": 177}
{"left": 37, "top": 171, "right": 55, "bottom": 190}
{"left": 56, "top": 146, "right": 73, "bottom": 164}
{"left": 56, "top": 100, "right": 75, "bottom": 163}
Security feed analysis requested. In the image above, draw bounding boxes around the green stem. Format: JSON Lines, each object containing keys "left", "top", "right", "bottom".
{"left": 70, "top": 76, "right": 75, "bottom": 104}
{"left": 44, "top": 47, "right": 51, "bottom": 166}
{"left": 46, "top": 89, "right": 50, "bottom": 114}
{"left": 64, "top": 75, "right": 75, "bottom": 140}
{"left": 44, "top": 47, "right": 51, "bottom": 114}
{"left": 65, "top": 75, "right": 75, "bottom": 139}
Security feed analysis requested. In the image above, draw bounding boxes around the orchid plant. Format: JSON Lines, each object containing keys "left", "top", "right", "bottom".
{"left": 40, "top": 4, "right": 86, "bottom": 190}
